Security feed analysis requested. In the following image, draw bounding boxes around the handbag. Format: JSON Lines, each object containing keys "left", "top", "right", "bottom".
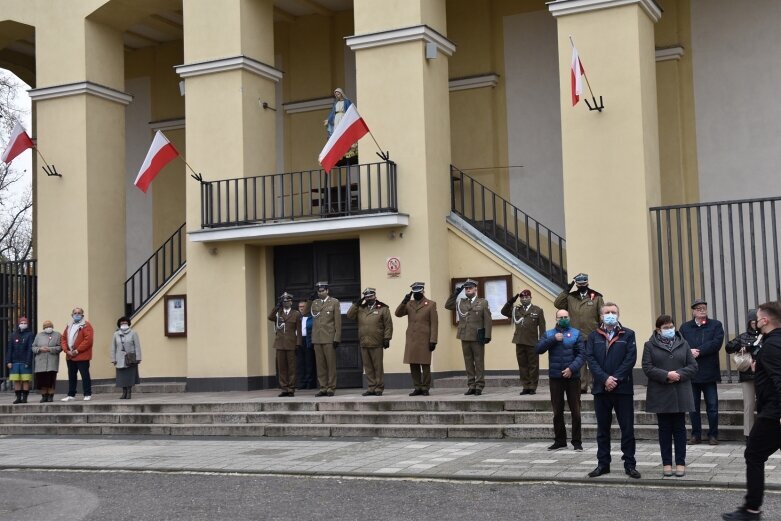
{"left": 124, "top": 351, "right": 137, "bottom": 366}
{"left": 732, "top": 347, "right": 752, "bottom": 372}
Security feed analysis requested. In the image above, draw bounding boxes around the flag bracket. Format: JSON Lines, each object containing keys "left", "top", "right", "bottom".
{"left": 42, "top": 164, "right": 61, "bottom": 177}
{"left": 584, "top": 96, "right": 604, "bottom": 112}
{"left": 190, "top": 172, "right": 205, "bottom": 184}
{"left": 375, "top": 150, "right": 390, "bottom": 161}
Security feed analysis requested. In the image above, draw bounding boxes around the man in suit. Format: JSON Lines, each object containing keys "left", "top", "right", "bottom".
{"left": 501, "top": 289, "right": 546, "bottom": 395}
{"left": 585, "top": 302, "right": 640, "bottom": 479}
{"left": 267, "top": 292, "right": 302, "bottom": 397}
{"left": 445, "top": 279, "right": 492, "bottom": 396}
{"left": 306, "top": 281, "right": 341, "bottom": 397}
{"left": 396, "top": 282, "right": 438, "bottom": 396}
{"left": 296, "top": 300, "right": 317, "bottom": 390}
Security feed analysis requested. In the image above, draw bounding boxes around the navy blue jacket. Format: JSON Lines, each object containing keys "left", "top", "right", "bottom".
{"left": 586, "top": 325, "right": 637, "bottom": 395}
{"left": 680, "top": 318, "right": 724, "bottom": 383}
{"left": 535, "top": 326, "right": 585, "bottom": 379}
{"left": 6, "top": 328, "right": 34, "bottom": 366}
{"left": 302, "top": 315, "right": 313, "bottom": 349}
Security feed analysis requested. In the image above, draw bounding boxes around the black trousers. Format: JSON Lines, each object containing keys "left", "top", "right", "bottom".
{"left": 594, "top": 392, "right": 636, "bottom": 468}
{"left": 66, "top": 359, "right": 92, "bottom": 397}
{"left": 549, "top": 377, "right": 581, "bottom": 445}
{"left": 657, "top": 412, "right": 687, "bottom": 466}
{"left": 743, "top": 417, "right": 781, "bottom": 511}
{"left": 296, "top": 346, "right": 317, "bottom": 389}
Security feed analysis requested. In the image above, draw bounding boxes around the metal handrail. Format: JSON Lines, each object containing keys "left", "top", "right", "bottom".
{"left": 124, "top": 223, "right": 186, "bottom": 316}
{"left": 200, "top": 160, "right": 398, "bottom": 228}
{"left": 450, "top": 165, "right": 567, "bottom": 286}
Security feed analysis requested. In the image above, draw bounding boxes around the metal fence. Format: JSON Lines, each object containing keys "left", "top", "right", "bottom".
{"left": 0, "top": 260, "right": 36, "bottom": 390}
{"left": 650, "top": 196, "right": 781, "bottom": 376}
{"left": 450, "top": 165, "right": 567, "bottom": 287}
{"left": 200, "top": 161, "right": 398, "bottom": 228}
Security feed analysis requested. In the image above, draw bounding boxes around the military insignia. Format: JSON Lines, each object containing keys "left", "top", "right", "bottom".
{"left": 566, "top": 333, "right": 571, "bottom": 337}
{"left": 424, "top": 302, "right": 428, "bottom": 305}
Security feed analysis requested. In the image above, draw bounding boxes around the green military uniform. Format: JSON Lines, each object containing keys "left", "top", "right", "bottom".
{"left": 267, "top": 296, "right": 302, "bottom": 396}
{"left": 554, "top": 277, "right": 604, "bottom": 391}
{"left": 396, "top": 282, "right": 438, "bottom": 395}
{"left": 445, "top": 280, "right": 493, "bottom": 394}
{"left": 500, "top": 296, "right": 546, "bottom": 392}
{"left": 347, "top": 289, "right": 393, "bottom": 395}
{"left": 307, "top": 283, "right": 342, "bottom": 395}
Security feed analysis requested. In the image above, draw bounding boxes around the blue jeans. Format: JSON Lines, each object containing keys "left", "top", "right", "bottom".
{"left": 657, "top": 413, "right": 687, "bottom": 466}
{"left": 690, "top": 382, "right": 718, "bottom": 439}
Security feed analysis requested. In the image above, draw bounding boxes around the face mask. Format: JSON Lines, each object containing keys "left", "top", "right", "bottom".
{"left": 577, "top": 285, "right": 589, "bottom": 293}
{"left": 660, "top": 328, "right": 675, "bottom": 340}
{"left": 120, "top": 324, "right": 130, "bottom": 331}
{"left": 557, "top": 318, "right": 570, "bottom": 328}
{"left": 44, "top": 327, "right": 54, "bottom": 334}
{"left": 520, "top": 298, "right": 531, "bottom": 306}
{"left": 603, "top": 313, "right": 618, "bottom": 326}
{"left": 413, "top": 293, "right": 423, "bottom": 301}
{"left": 282, "top": 301, "right": 292, "bottom": 309}
{"left": 72, "top": 314, "right": 83, "bottom": 322}
{"left": 19, "top": 324, "right": 28, "bottom": 331}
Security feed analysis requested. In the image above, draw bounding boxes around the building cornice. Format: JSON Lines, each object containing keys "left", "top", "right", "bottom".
{"left": 175, "top": 55, "right": 283, "bottom": 82}
{"left": 449, "top": 74, "right": 500, "bottom": 92}
{"left": 283, "top": 97, "right": 333, "bottom": 114}
{"left": 28, "top": 81, "right": 133, "bottom": 105}
{"left": 548, "top": 0, "right": 662, "bottom": 23}
{"left": 346, "top": 24, "right": 456, "bottom": 57}
{"left": 655, "top": 46, "right": 684, "bottom": 62}
{"left": 150, "top": 118, "right": 186, "bottom": 131}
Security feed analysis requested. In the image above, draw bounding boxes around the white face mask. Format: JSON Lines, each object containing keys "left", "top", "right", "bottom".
{"left": 119, "top": 324, "right": 130, "bottom": 331}
{"left": 19, "top": 323, "right": 28, "bottom": 331}
{"left": 44, "top": 327, "right": 54, "bottom": 334}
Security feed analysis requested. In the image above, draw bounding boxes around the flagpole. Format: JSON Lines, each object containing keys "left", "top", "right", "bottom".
{"left": 569, "top": 36, "right": 598, "bottom": 101}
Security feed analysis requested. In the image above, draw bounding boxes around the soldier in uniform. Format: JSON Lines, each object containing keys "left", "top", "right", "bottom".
{"left": 445, "top": 279, "right": 492, "bottom": 396}
{"left": 501, "top": 289, "right": 546, "bottom": 395}
{"left": 554, "top": 273, "right": 604, "bottom": 393}
{"left": 267, "top": 292, "right": 302, "bottom": 397}
{"left": 396, "top": 282, "right": 438, "bottom": 396}
{"left": 347, "top": 288, "right": 393, "bottom": 396}
{"left": 306, "top": 281, "right": 341, "bottom": 397}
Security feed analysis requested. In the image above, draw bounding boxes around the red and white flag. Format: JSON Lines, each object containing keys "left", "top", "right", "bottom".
{"left": 1, "top": 122, "right": 35, "bottom": 165}
{"left": 318, "top": 104, "right": 369, "bottom": 173}
{"left": 134, "top": 130, "right": 179, "bottom": 193}
{"left": 571, "top": 45, "right": 585, "bottom": 106}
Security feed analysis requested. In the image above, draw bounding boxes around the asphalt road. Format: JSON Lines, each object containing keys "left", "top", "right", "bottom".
{"left": 1, "top": 470, "right": 778, "bottom": 521}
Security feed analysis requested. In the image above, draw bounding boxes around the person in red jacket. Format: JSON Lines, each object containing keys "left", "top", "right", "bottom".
{"left": 60, "top": 307, "right": 94, "bottom": 401}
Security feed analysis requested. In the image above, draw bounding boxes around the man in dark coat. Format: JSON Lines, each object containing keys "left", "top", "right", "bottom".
{"left": 585, "top": 302, "right": 640, "bottom": 479}
{"left": 723, "top": 301, "right": 781, "bottom": 521}
{"left": 680, "top": 298, "right": 725, "bottom": 445}
{"left": 501, "top": 289, "right": 546, "bottom": 395}
{"left": 396, "top": 282, "right": 438, "bottom": 396}
{"left": 296, "top": 301, "right": 317, "bottom": 390}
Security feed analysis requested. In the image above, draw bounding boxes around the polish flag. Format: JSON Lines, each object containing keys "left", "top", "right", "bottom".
{"left": 134, "top": 130, "right": 179, "bottom": 193}
{"left": 1, "top": 122, "right": 35, "bottom": 164}
{"left": 571, "top": 45, "right": 585, "bottom": 106}
{"left": 318, "top": 104, "right": 369, "bottom": 173}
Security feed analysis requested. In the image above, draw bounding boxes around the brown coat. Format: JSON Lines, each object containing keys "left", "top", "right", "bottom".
{"left": 396, "top": 297, "right": 438, "bottom": 364}
{"left": 444, "top": 294, "right": 492, "bottom": 342}
{"left": 554, "top": 289, "right": 604, "bottom": 336}
{"left": 306, "top": 297, "right": 342, "bottom": 344}
{"left": 500, "top": 302, "right": 546, "bottom": 345}
{"left": 346, "top": 302, "right": 393, "bottom": 348}
{"left": 267, "top": 309, "right": 302, "bottom": 350}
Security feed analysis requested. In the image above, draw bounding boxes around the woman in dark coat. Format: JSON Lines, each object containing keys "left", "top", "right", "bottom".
{"left": 725, "top": 309, "right": 761, "bottom": 439}
{"left": 109, "top": 316, "right": 142, "bottom": 399}
{"left": 642, "top": 314, "right": 698, "bottom": 477}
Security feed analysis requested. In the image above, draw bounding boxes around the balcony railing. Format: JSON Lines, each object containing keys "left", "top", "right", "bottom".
{"left": 450, "top": 165, "right": 567, "bottom": 287}
{"left": 200, "top": 161, "right": 398, "bottom": 228}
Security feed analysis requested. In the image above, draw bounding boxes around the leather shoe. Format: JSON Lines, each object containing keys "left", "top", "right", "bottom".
{"left": 326, "top": 391, "right": 334, "bottom": 397}
{"left": 375, "top": 391, "right": 383, "bottom": 396}
{"left": 464, "top": 389, "right": 476, "bottom": 395}
{"left": 588, "top": 466, "right": 610, "bottom": 478}
{"left": 409, "top": 389, "right": 423, "bottom": 396}
{"left": 520, "top": 389, "right": 531, "bottom": 395}
{"left": 547, "top": 442, "right": 567, "bottom": 451}
{"left": 362, "top": 391, "right": 375, "bottom": 396}
{"left": 625, "top": 467, "right": 641, "bottom": 479}
{"left": 315, "top": 391, "right": 327, "bottom": 397}
{"left": 527, "top": 389, "right": 536, "bottom": 395}
{"left": 709, "top": 437, "right": 720, "bottom": 446}
{"left": 421, "top": 390, "right": 430, "bottom": 396}
{"left": 721, "top": 507, "right": 762, "bottom": 520}
{"left": 474, "top": 389, "right": 482, "bottom": 396}
{"left": 278, "top": 392, "right": 290, "bottom": 397}
{"left": 688, "top": 436, "right": 701, "bottom": 445}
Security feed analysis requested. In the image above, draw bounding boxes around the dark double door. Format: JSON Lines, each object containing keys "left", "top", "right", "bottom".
{"left": 273, "top": 239, "right": 362, "bottom": 388}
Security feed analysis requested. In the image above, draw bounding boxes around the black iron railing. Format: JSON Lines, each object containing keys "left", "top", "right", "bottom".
{"left": 450, "top": 165, "right": 567, "bottom": 286}
{"left": 0, "top": 260, "right": 36, "bottom": 389}
{"left": 125, "top": 223, "right": 186, "bottom": 316}
{"left": 650, "top": 196, "right": 781, "bottom": 349}
{"left": 200, "top": 161, "right": 398, "bottom": 228}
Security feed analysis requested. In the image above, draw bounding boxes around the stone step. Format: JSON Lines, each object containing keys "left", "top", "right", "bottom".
{"left": 0, "top": 421, "right": 746, "bottom": 441}
{"left": 90, "top": 382, "right": 187, "bottom": 394}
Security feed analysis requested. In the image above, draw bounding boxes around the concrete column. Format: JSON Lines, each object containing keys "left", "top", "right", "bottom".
{"left": 549, "top": 0, "right": 662, "bottom": 331}
{"left": 32, "top": 10, "right": 128, "bottom": 380}
{"left": 349, "top": 1, "right": 459, "bottom": 371}
{"left": 181, "top": 0, "right": 279, "bottom": 390}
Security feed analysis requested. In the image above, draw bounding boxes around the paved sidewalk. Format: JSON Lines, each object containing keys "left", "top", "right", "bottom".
{"left": 0, "top": 435, "right": 777, "bottom": 490}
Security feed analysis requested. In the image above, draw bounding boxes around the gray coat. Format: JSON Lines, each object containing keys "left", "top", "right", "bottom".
{"left": 31, "top": 331, "right": 62, "bottom": 373}
{"left": 110, "top": 329, "right": 142, "bottom": 369}
{"left": 642, "top": 333, "right": 698, "bottom": 414}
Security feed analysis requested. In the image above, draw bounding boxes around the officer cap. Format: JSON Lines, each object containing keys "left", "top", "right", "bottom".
{"left": 462, "top": 279, "right": 478, "bottom": 288}
{"left": 410, "top": 282, "right": 425, "bottom": 293}
{"left": 280, "top": 292, "right": 294, "bottom": 301}
{"left": 691, "top": 298, "right": 707, "bottom": 309}
{"left": 315, "top": 281, "right": 329, "bottom": 289}
{"left": 574, "top": 273, "right": 589, "bottom": 283}
{"left": 520, "top": 289, "right": 532, "bottom": 297}
{"left": 362, "top": 287, "right": 376, "bottom": 297}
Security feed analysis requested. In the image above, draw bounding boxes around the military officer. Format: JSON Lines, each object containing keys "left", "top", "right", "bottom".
{"left": 554, "top": 273, "right": 604, "bottom": 393}
{"left": 347, "top": 288, "right": 393, "bottom": 396}
{"left": 306, "top": 281, "right": 342, "bottom": 397}
{"left": 445, "top": 279, "right": 493, "bottom": 396}
{"left": 395, "top": 282, "right": 438, "bottom": 396}
{"left": 501, "top": 288, "right": 546, "bottom": 395}
{"left": 267, "top": 292, "right": 302, "bottom": 397}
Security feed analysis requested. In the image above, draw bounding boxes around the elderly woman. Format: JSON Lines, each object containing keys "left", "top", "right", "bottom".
{"left": 32, "top": 320, "right": 62, "bottom": 402}
{"left": 6, "top": 316, "right": 34, "bottom": 404}
{"left": 725, "top": 309, "right": 762, "bottom": 441}
{"left": 642, "top": 315, "right": 698, "bottom": 477}
{"left": 109, "top": 316, "right": 142, "bottom": 399}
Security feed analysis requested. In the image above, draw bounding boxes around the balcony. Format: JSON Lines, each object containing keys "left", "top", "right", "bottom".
{"left": 189, "top": 160, "right": 408, "bottom": 243}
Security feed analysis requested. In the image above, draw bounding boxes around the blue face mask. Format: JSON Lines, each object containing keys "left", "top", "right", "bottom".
{"left": 72, "top": 314, "right": 83, "bottom": 322}
{"left": 603, "top": 313, "right": 618, "bottom": 326}
{"left": 660, "top": 328, "right": 676, "bottom": 340}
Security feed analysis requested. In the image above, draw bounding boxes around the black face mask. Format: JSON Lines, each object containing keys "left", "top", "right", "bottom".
{"left": 413, "top": 293, "right": 424, "bottom": 301}
{"left": 578, "top": 286, "right": 589, "bottom": 294}
{"left": 364, "top": 298, "right": 376, "bottom": 306}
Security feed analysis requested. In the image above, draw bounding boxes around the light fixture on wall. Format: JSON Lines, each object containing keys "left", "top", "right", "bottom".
{"left": 425, "top": 42, "right": 437, "bottom": 60}
{"left": 179, "top": 81, "right": 185, "bottom": 96}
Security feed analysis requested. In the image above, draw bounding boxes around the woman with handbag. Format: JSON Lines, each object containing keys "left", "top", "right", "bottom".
{"left": 725, "top": 309, "right": 762, "bottom": 441}
{"left": 110, "top": 316, "right": 142, "bottom": 399}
